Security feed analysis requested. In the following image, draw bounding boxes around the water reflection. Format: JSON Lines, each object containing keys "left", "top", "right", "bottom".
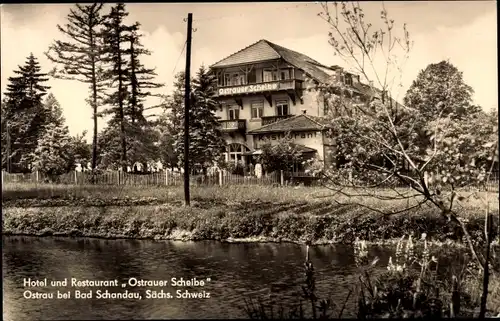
{"left": 3, "top": 236, "right": 395, "bottom": 320}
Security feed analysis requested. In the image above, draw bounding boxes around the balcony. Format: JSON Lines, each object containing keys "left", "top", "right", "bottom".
{"left": 218, "top": 119, "right": 246, "bottom": 133}
{"left": 215, "top": 79, "right": 303, "bottom": 98}
{"left": 260, "top": 115, "right": 294, "bottom": 126}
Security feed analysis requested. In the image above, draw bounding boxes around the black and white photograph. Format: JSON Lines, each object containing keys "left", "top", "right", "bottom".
{"left": 1, "top": 1, "right": 499, "bottom": 319}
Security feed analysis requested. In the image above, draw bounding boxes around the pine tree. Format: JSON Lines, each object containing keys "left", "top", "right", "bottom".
{"left": 172, "top": 66, "right": 226, "bottom": 172}
{"left": 123, "top": 22, "right": 164, "bottom": 170}
{"left": 126, "top": 23, "right": 164, "bottom": 125}
{"left": 45, "top": 3, "right": 107, "bottom": 171}
{"left": 2, "top": 54, "right": 50, "bottom": 172}
{"left": 1, "top": 99, "right": 9, "bottom": 171}
{"left": 101, "top": 3, "right": 131, "bottom": 171}
{"left": 156, "top": 113, "right": 179, "bottom": 170}
{"left": 167, "top": 71, "right": 188, "bottom": 168}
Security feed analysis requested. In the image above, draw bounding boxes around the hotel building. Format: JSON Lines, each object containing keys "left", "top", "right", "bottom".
{"left": 210, "top": 39, "right": 377, "bottom": 169}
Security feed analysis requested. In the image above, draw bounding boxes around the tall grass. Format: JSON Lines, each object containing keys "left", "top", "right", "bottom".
{"left": 244, "top": 237, "right": 500, "bottom": 319}
{"left": 3, "top": 182, "right": 497, "bottom": 214}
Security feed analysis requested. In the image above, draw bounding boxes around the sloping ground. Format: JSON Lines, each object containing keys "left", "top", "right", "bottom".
{"left": 2, "top": 195, "right": 498, "bottom": 247}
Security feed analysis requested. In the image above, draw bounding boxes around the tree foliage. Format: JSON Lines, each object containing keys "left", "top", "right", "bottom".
{"left": 68, "top": 131, "right": 92, "bottom": 170}
{"left": 1, "top": 54, "right": 51, "bottom": 172}
{"left": 315, "top": 1, "right": 498, "bottom": 278}
{"left": 45, "top": 3, "right": 107, "bottom": 171}
{"left": 95, "top": 3, "right": 164, "bottom": 171}
{"left": 155, "top": 113, "right": 178, "bottom": 170}
{"left": 31, "top": 122, "right": 73, "bottom": 177}
{"left": 170, "top": 66, "right": 226, "bottom": 171}
{"left": 404, "top": 60, "right": 482, "bottom": 122}
{"left": 43, "top": 93, "right": 65, "bottom": 128}
{"left": 425, "top": 110, "right": 498, "bottom": 189}
{"left": 100, "top": 3, "right": 131, "bottom": 170}
{"left": 126, "top": 24, "right": 164, "bottom": 125}
{"left": 258, "top": 133, "right": 304, "bottom": 173}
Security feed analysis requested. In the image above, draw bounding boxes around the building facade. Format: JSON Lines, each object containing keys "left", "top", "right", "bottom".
{"left": 210, "top": 39, "right": 375, "bottom": 169}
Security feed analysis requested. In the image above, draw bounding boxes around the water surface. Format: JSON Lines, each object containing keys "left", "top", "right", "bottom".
{"left": 3, "top": 236, "right": 396, "bottom": 320}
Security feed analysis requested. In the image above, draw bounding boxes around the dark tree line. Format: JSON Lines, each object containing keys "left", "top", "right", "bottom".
{"left": 2, "top": 3, "right": 225, "bottom": 175}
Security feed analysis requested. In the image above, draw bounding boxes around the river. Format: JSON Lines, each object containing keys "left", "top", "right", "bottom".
{"left": 2, "top": 236, "right": 428, "bottom": 320}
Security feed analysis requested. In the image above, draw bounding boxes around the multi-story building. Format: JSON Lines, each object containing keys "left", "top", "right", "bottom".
{"left": 210, "top": 39, "right": 376, "bottom": 169}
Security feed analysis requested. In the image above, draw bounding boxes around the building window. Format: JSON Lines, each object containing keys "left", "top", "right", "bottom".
{"left": 224, "top": 73, "right": 246, "bottom": 86}
{"left": 280, "top": 69, "right": 290, "bottom": 80}
{"left": 247, "top": 69, "right": 257, "bottom": 84}
{"left": 238, "top": 74, "right": 246, "bottom": 85}
{"left": 263, "top": 69, "right": 273, "bottom": 82}
{"left": 345, "top": 74, "right": 353, "bottom": 86}
{"left": 227, "top": 143, "right": 249, "bottom": 165}
{"left": 276, "top": 100, "right": 289, "bottom": 116}
{"left": 224, "top": 73, "right": 231, "bottom": 86}
{"left": 228, "top": 106, "right": 240, "bottom": 120}
{"left": 231, "top": 73, "right": 240, "bottom": 86}
{"left": 263, "top": 69, "right": 291, "bottom": 82}
{"left": 250, "top": 101, "right": 264, "bottom": 119}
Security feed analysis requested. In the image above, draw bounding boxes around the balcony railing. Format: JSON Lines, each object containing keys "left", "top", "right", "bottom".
{"left": 260, "top": 115, "right": 294, "bottom": 126}
{"left": 218, "top": 119, "right": 246, "bottom": 132}
{"left": 216, "top": 79, "right": 302, "bottom": 97}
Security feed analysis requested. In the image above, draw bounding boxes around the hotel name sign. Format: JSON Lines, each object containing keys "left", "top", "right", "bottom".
{"left": 256, "top": 131, "right": 318, "bottom": 141}
{"left": 218, "top": 82, "right": 279, "bottom": 96}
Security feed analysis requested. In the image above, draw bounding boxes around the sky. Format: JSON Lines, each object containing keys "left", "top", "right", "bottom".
{"left": 1, "top": 1, "right": 497, "bottom": 142}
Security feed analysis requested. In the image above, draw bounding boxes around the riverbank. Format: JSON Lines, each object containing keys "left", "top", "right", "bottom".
{"left": 3, "top": 183, "right": 498, "bottom": 245}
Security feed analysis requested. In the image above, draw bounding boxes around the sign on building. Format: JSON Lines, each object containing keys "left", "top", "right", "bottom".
{"left": 256, "top": 131, "right": 318, "bottom": 141}
{"left": 218, "top": 82, "right": 279, "bottom": 96}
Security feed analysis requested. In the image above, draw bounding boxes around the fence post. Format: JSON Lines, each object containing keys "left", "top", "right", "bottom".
{"left": 165, "top": 170, "right": 169, "bottom": 186}
{"left": 1, "top": 170, "right": 4, "bottom": 185}
{"left": 36, "top": 170, "right": 39, "bottom": 183}
{"left": 74, "top": 171, "right": 77, "bottom": 184}
{"left": 280, "top": 170, "right": 284, "bottom": 186}
{"left": 218, "top": 169, "right": 223, "bottom": 186}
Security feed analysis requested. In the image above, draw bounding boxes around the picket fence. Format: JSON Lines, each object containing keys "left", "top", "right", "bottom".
{"left": 1, "top": 170, "right": 282, "bottom": 187}
{"left": 1, "top": 170, "right": 498, "bottom": 191}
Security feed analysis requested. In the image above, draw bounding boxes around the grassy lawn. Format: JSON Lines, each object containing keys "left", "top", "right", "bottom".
{"left": 2, "top": 182, "right": 498, "bottom": 245}
{"left": 2, "top": 182, "right": 497, "bottom": 213}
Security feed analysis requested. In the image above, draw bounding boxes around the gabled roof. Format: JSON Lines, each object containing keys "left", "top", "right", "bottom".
{"left": 210, "top": 39, "right": 404, "bottom": 106}
{"left": 210, "top": 40, "right": 281, "bottom": 68}
{"left": 210, "top": 39, "right": 331, "bottom": 83}
{"left": 248, "top": 114, "right": 331, "bottom": 135}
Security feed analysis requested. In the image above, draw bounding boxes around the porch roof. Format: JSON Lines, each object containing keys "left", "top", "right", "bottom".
{"left": 245, "top": 144, "right": 317, "bottom": 156}
{"left": 247, "top": 114, "right": 331, "bottom": 134}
